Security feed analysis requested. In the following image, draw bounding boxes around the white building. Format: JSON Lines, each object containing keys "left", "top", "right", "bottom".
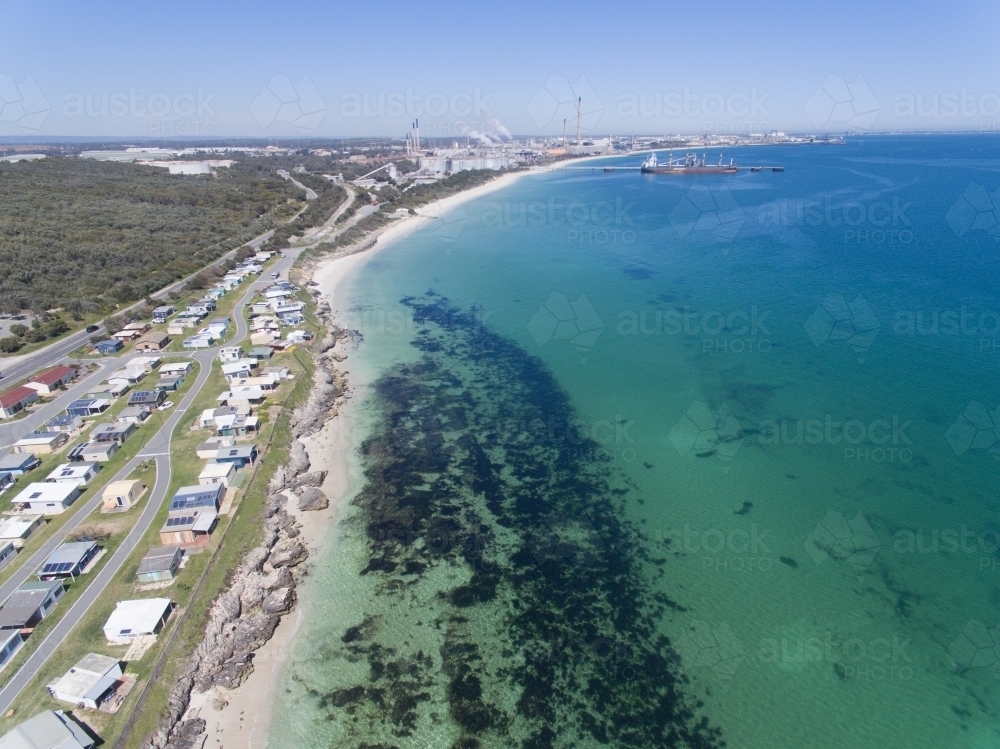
{"left": 0, "top": 710, "right": 95, "bottom": 749}
{"left": 10, "top": 483, "right": 82, "bottom": 515}
{"left": 0, "top": 515, "right": 44, "bottom": 548}
{"left": 44, "top": 463, "right": 101, "bottom": 487}
{"left": 198, "top": 462, "right": 236, "bottom": 488}
{"left": 103, "top": 598, "right": 173, "bottom": 645}
{"left": 218, "top": 346, "right": 243, "bottom": 362}
{"left": 47, "top": 653, "right": 123, "bottom": 709}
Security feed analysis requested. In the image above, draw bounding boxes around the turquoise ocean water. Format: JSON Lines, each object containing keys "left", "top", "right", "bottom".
{"left": 271, "top": 135, "right": 1000, "bottom": 748}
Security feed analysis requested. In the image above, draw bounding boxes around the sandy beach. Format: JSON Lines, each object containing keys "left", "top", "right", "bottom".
{"left": 188, "top": 163, "right": 554, "bottom": 749}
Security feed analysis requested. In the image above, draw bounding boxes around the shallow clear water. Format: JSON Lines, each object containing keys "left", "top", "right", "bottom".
{"left": 271, "top": 135, "right": 1000, "bottom": 748}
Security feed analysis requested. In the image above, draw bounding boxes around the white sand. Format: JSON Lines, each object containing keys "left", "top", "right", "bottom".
{"left": 190, "top": 162, "right": 586, "bottom": 747}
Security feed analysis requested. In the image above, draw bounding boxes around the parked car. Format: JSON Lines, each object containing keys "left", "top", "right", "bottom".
{"left": 157, "top": 401, "right": 174, "bottom": 411}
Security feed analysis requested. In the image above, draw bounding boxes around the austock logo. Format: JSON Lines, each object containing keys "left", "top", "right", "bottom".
{"left": 946, "top": 183, "right": 1000, "bottom": 242}
{"left": 526, "top": 74, "right": 604, "bottom": 132}
{"left": 945, "top": 401, "right": 1000, "bottom": 460}
{"left": 525, "top": 514, "right": 603, "bottom": 567}
{"left": 0, "top": 74, "right": 49, "bottom": 132}
{"left": 947, "top": 620, "right": 1000, "bottom": 677}
{"left": 668, "top": 184, "right": 746, "bottom": 251}
{"left": 803, "top": 510, "right": 881, "bottom": 577}
{"left": 804, "top": 291, "right": 880, "bottom": 363}
{"left": 674, "top": 620, "right": 745, "bottom": 681}
{"left": 804, "top": 74, "right": 881, "bottom": 130}
{"left": 250, "top": 74, "right": 327, "bottom": 131}
{"left": 527, "top": 292, "right": 604, "bottom": 362}
{"left": 668, "top": 401, "right": 745, "bottom": 466}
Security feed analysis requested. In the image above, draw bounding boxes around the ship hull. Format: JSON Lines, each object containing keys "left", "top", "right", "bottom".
{"left": 641, "top": 165, "right": 740, "bottom": 174}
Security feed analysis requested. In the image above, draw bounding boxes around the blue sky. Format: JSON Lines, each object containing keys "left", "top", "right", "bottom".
{"left": 1, "top": 0, "right": 998, "bottom": 138}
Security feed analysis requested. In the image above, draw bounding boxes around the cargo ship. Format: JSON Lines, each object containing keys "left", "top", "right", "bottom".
{"left": 640, "top": 150, "right": 740, "bottom": 174}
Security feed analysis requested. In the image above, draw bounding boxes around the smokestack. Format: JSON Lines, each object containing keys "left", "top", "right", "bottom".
{"left": 576, "top": 97, "right": 582, "bottom": 145}
{"left": 562, "top": 118, "right": 567, "bottom": 148}
{"left": 416, "top": 118, "right": 420, "bottom": 151}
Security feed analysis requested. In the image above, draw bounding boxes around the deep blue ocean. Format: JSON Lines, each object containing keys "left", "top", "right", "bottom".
{"left": 274, "top": 134, "right": 1000, "bottom": 748}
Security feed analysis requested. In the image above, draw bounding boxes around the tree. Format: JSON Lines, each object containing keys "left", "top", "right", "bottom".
{"left": 0, "top": 337, "right": 21, "bottom": 353}
{"left": 8, "top": 324, "right": 27, "bottom": 337}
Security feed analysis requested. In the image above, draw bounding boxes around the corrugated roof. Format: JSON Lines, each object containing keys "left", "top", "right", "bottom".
{"left": 0, "top": 386, "right": 37, "bottom": 409}
{"left": 28, "top": 366, "right": 75, "bottom": 387}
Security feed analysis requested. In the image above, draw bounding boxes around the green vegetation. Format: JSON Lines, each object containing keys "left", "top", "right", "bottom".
{"left": 0, "top": 157, "right": 297, "bottom": 317}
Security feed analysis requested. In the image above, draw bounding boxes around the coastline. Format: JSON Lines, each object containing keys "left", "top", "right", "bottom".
{"left": 185, "top": 163, "right": 553, "bottom": 749}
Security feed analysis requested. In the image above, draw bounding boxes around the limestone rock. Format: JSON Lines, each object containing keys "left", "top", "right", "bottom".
{"left": 295, "top": 471, "right": 327, "bottom": 488}
{"left": 213, "top": 654, "right": 254, "bottom": 690}
{"left": 297, "top": 486, "right": 329, "bottom": 511}
{"left": 262, "top": 587, "right": 294, "bottom": 614}
{"left": 268, "top": 539, "right": 308, "bottom": 568}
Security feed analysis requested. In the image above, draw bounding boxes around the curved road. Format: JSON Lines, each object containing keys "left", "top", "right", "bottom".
{"left": 0, "top": 247, "right": 303, "bottom": 714}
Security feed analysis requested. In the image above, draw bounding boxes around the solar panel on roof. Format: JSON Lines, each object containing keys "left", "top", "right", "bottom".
{"left": 58, "top": 562, "right": 73, "bottom": 572}
{"left": 42, "top": 564, "right": 57, "bottom": 573}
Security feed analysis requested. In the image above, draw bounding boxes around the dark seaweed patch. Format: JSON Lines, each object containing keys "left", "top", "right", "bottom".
{"left": 308, "top": 294, "right": 723, "bottom": 748}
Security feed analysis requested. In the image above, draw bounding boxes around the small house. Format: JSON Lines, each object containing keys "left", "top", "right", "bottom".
{"left": 77, "top": 440, "right": 119, "bottom": 463}
{"left": 122, "top": 321, "right": 151, "bottom": 334}
{"left": 24, "top": 365, "right": 76, "bottom": 396}
{"left": 167, "top": 320, "right": 196, "bottom": 336}
{"left": 159, "top": 508, "right": 217, "bottom": 547}
{"left": 214, "top": 444, "right": 258, "bottom": 468}
{"left": 0, "top": 386, "right": 39, "bottom": 419}
{"left": 0, "top": 515, "right": 44, "bottom": 547}
{"left": 135, "top": 333, "right": 170, "bottom": 352}
{"left": 135, "top": 546, "right": 182, "bottom": 583}
{"left": 111, "top": 329, "right": 140, "bottom": 343}
{"left": 248, "top": 346, "right": 273, "bottom": 361}
{"left": 159, "top": 361, "right": 192, "bottom": 377}
{"left": 39, "top": 541, "right": 100, "bottom": 580}
{"left": 0, "top": 473, "right": 13, "bottom": 493}
{"left": 102, "top": 479, "right": 143, "bottom": 510}
{"left": 215, "top": 414, "right": 259, "bottom": 437}
{"left": 91, "top": 422, "right": 137, "bottom": 445}
{"left": 108, "top": 367, "right": 145, "bottom": 386}
{"left": 45, "top": 462, "right": 100, "bottom": 487}
{"left": 0, "top": 453, "right": 41, "bottom": 476}
{"left": 43, "top": 414, "right": 83, "bottom": 433}
{"left": 169, "top": 483, "right": 224, "bottom": 512}
{"left": 218, "top": 346, "right": 242, "bottom": 362}
{"left": 0, "top": 710, "right": 95, "bottom": 749}
{"left": 103, "top": 598, "right": 172, "bottom": 645}
{"left": 13, "top": 431, "right": 68, "bottom": 455}
{"left": 46, "top": 653, "right": 123, "bottom": 710}
{"left": 152, "top": 305, "right": 176, "bottom": 323}
{"left": 10, "top": 483, "right": 81, "bottom": 515}
{"left": 131, "top": 355, "right": 162, "bottom": 372}
{"left": 95, "top": 338, "right": 124, "bottom": 355}
{"left": 0, "top": 631, "right": 23, "bottom": 670}
{"left": 155, "top": 375, "right": 183, "bottom": 392}
{"left": 217, "top": 386, "right": 265, "bottom": 407}
{"left": 0, "top": 580, "right": 65, "bottom": 628}
{"left": 66, "top": 398, "right": 110, "bottom": 418}
{"left": 198, "top": 462, "right": 236, "bottom": 488}
{"left": 115, "top": 405, "right": 150, "bottom": 426}
{"left": 0, "top": 542, "right": 17, "bottom": 572}
{"left": 127, "top": 390, "right": 165, "bottom": 408}
{"left": 195, "top": 436, "right": 235, "bottom": 459}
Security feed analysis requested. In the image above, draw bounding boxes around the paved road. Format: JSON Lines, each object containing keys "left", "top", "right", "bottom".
{"left": 0, "top": 230, "right": 275, "bottom": 389}
{"left": 0, "top": 246, "right": 305, "bottom": 714}
{"left": 278, "top": 170, "right": 317, "bottom": 200}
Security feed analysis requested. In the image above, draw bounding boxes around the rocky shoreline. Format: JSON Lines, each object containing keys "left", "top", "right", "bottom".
{"left": 143, "top": 295, "right": 351, "bottom": 749}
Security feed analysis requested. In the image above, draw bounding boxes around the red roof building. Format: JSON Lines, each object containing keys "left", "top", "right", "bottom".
{"left": 0, "top": 386, "right": 39, "bottom": 418}
{"left": 25, "top": 365, "right": 77, "bottom": 396}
